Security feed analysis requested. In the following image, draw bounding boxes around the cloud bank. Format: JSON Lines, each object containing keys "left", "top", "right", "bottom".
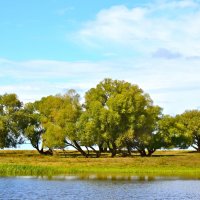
{"left": 77, "top": 0, "right": 200, "bottom": 58}
{"left": 1, "top": 0, "right": 200, "bottom": 115}
{"left": 1, "top": 56, "right": 200, "bottom": 114}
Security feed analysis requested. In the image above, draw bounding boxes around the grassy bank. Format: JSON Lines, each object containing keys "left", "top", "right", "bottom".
{"left": 0, "top": 150, "right": 200, "bottom": 178}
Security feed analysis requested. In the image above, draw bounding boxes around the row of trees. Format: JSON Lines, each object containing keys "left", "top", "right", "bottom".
{"left": 0, "top": 79, "right": 200, "bottom": 157}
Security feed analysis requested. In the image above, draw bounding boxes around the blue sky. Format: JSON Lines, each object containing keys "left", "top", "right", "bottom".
{"left": 1, "top": 0, "right": 200, "bottom": 115}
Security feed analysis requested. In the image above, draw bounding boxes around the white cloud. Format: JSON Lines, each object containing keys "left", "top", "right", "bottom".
{"left": 1, "top": 0, "right": 200, "bottom": 115}
{"left": 0, "top": 58, "right": 110, "bottom": 79}
{"left": 65, "top": 0, "right": 200, "bottom": 114}
{"left": 0, "top": 59, "right": 111, "bottom": 101}
{"left": 76, "top": 0, "right": 200, "bottom": 57}
{"left": 1, "top": 57, "right": 200, "bottom": 114}
{"left": 154, "top": 0, "right": 198, "bottom": 9}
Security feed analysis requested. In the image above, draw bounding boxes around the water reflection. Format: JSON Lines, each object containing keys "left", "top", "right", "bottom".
{"left": 1, "top": 176, "right": 200, "bottom": 200}
{"left": 16, "top": 174, "right": 200, "bottom": 181}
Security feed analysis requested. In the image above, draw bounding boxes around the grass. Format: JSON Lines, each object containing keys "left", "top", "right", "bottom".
{"left": 0, "top": 150, "right": 200, "bottom": 178}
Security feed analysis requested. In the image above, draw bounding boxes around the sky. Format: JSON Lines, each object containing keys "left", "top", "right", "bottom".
{"left": 1, "top": 0, "right": 200, "bottom": 115}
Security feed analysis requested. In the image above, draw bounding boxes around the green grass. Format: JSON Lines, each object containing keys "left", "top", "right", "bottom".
{"left": 0, "top": 150, "right": 200, "bottom": 178}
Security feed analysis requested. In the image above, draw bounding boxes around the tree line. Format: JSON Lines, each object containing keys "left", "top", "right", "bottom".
{"left": 0, "top": 78, "right": 200, "bottom": 157}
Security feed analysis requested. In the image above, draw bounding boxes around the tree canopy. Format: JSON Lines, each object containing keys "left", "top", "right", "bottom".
{"left": 178, "top": 110, "right": 200, "bottom": 152}
{"left": 1, "top": 78, "right": 200, "bottom": 157}
{"left": 0, "top": 94, "right": 23, "bottom": 148}
{"left": 82, "top": 78, "right": 162, "bottom": 156}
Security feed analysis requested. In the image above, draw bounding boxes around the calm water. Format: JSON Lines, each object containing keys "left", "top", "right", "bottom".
{"left": 0, "top": 176, "right": 200, "bottom": 200}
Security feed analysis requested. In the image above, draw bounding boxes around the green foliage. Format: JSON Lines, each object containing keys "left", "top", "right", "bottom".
{"left": 2, "top": 79, "right": 200, "bottom": 157}
{"left": 0, "top": 93, "right": 23, "bottom": 148}
{"left": 42, "top": 122, "right": 65, "bottom": 148}
{"left": 178, "top": 110, "right": 200, "bottom": 151}
{"left": 157, "top": 115, "right": 189, "bottom": 149}
{"left": 21, "top": 102, "right": 45, "bottom": 152}
{"left": 83, "top": 78, "right": 162, "bottom": 156}
{"left": 34, "top": 90, "right": 85, "bottom": 155}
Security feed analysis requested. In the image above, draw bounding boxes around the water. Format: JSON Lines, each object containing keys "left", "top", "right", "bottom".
{"left": 0, "top": 176, "right": 200, "bottom": 200}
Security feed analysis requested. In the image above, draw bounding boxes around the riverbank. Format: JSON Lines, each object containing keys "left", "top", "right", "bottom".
{"left": 0, "top": 150, "right": 200, "bottom": 177}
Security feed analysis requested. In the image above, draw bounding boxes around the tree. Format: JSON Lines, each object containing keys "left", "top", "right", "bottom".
{"left": 77, "top": 101, "right": 105, "bottom": 157}
{"left": 83, "top": 78, "right": 162, "bottom": 157}
{"left": 0, "top": 93, "right": 23, "bottom": 148}
{"left": 156, "top": 115, "right": 188, "bottom": 150}
{"left": 178, "top": 110, "right": 200, "bottom": 152}
{"left": 20, "top": 103, "right": 52, "bottom": 155}
{"left": 35, "top": 90, "right": 88, "bottom": 157}
{"left": 127, "top": 105, "right": 162, "bottom": 157}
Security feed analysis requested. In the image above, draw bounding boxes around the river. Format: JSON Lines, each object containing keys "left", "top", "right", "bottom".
{"left": 0, "top": 176, "right": 200, "bottom": 199}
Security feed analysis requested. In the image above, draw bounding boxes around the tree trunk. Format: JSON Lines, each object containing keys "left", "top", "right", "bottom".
{"left": 196, "top": 145, "right": 200, "bottom": 152}
{"left": 99, "top": 144, "right": 103, "bottom": 153}
{"left": 73, "top": 140, "right": 88, "bottom": 158}
{"left": 85, "top": 146, "right": 90, "bottom": 155}
{"left": 98, "top": 142, "right": 107, "bottom": 153}
{"left": 111, "top": 142, "right": 117, "bottom": 157}
{"left": 90, "top": 146, "right": 101, "bottom": 158}
{"left": 193, "top": 135, "right": 200, "bottom": 152}
{"left": 137, "top": 148, "right": 147, "bottom": 157}
{"left": 37, "top": 147, "right": 53, "bottom": 155}
{"left": 107, "top": 142, "right": 117, "bottom": 157}
{"left": 192, "top": 145, "right": 200, "bottom": 152}
{"left": 147, "top": 149, "right": 156, "bottom": 157}
{"left": 111, "top": 150, "right": 116, "bottom": 157}
{"left": 127, "top": 145, "right": 132, "bottom": 156}
{"left": 197, "top": 139, "right": 200, "bottom": 152}
{"left": 103, "top": 147, "right": 108, "bottom": 152}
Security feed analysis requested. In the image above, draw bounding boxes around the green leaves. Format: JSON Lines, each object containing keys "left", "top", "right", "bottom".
{"left": 2, "top": 79, "right": 200, "bottom": 157}
{"left": 33, "top": 90, "right": 82, "bottom": 150}
{"left": 178, "top": 110, "right": 200, "bottom": 151}
{"left": 83, "top": 78, "right": 162, "bottom": 156}
{"left": 0, "top": 94, "right": 23, "bottom": 148}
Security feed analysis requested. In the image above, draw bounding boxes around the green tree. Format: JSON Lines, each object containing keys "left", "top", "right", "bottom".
{"left": 0, "top": 93, "right": 23, "bottom": 148}
{"left": 157, "top": 115, "right": 188, "bottom": 150}
{"left": 20, "top": 103, "right": 52, "bottom": 155}
{"left": 77, "top": 100, "right": 105, "bottom": 157}
{"left": 127, "top": 105, "right": 162, "bottom": 156}
{"left": 178, "top": 110, "right": 200, "bottom": 152}
{"left": 83, "top": 78, "right": 162, "bottom": 157}
{"left": 35, "top": 90, "right": 88, "bottom": 157}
